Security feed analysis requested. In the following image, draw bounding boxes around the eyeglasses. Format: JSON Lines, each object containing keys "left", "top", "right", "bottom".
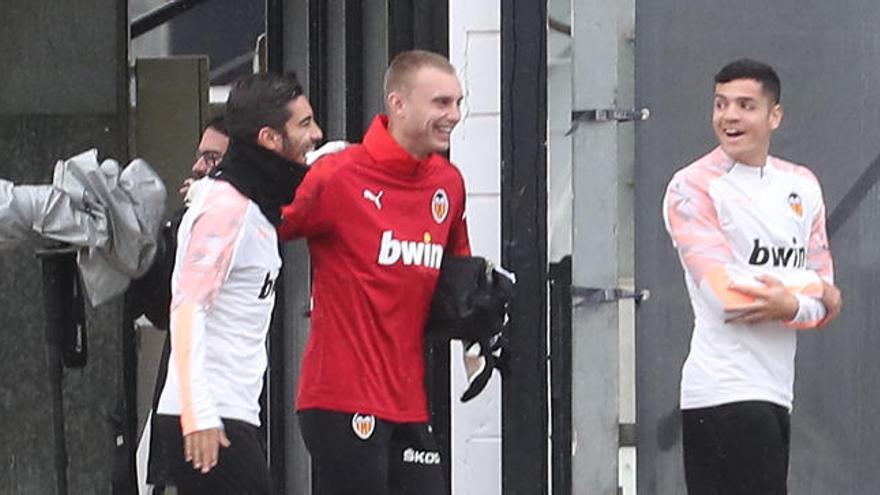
{"left": 196, "top": 151, "right": 223, "bottom": 169}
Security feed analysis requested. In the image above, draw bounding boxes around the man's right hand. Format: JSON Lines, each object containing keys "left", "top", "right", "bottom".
{"left": 725, "top": 275, "right": 799, "bottom": 325}
{"left": 305, "top": 140, "right": 348, "bottom": 165}
{"left": 184, "top": 427, "right": 231, "bottom": 474}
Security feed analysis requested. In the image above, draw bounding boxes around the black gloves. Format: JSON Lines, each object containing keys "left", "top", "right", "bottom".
{"left": 427, "top": 255, "right": 515, "bottom": 402}
{"left": 460, "top": 330, "right": 506, "bottom": 402}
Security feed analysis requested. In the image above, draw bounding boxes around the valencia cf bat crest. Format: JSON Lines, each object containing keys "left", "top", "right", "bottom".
{"left": 432, "top": 189, "right": 449, "bottom": 224}
{"left": 351, "top": 413, "right": 376, "bottom": 440}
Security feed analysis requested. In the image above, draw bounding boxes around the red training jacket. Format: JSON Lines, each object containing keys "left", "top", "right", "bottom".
{"left": 279, "top": 115, "right": 471, "bottom": 422}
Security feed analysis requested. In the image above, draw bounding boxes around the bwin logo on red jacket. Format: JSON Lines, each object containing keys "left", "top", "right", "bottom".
{"left": 377, "top": 230, "right": 444, "bottom": 269}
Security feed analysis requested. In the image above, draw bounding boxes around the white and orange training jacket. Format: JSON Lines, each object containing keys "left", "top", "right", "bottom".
{"left": 157, "top": 179, "right": 281, "bottom": 434}
{"left": 663, "top": 147, "right": 834, "bottom": 411}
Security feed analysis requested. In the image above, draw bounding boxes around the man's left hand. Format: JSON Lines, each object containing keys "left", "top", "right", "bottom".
{"left": 818, "top": 280, "right": 842, "bottom": 328}
{"left": 725, "top": 275, "right": 799, "bottom": 325}
{"left": 184, "top": 427, "right": 231, "bottom": 474}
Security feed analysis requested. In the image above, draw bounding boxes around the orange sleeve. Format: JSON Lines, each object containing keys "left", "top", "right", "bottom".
{"left": 663, "top": 170, "right": 750, "bottom": 308}
{"left": 171, "top": 185, "right": 248, "bottom": 434}
{"left": 806, "top": 191, "right": 834, "bottom": 283}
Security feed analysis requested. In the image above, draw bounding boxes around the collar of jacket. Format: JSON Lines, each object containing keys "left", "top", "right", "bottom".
{"left": 362, "top": 114, "right": 446, "bottom": 177}
{"left": 208, "top": 139, "right": 307, "bottom": 225}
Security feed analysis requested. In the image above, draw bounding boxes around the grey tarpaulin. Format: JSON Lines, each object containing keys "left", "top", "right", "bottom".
{"left": 0, "top": 149, "right": 166, "bottom": 305}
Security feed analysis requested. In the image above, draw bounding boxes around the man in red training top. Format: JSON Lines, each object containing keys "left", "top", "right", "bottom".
{"left": 278, "top": 49, "right": 470, "bottom": 494}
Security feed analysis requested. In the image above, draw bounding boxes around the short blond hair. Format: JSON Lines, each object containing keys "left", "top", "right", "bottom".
{"left": 383, "top": 50, "right": 456, "bottom": 97}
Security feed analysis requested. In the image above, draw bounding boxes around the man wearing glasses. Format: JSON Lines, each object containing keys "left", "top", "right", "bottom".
{"left": 180, "top": 116, "right": 230, "bottom": 200}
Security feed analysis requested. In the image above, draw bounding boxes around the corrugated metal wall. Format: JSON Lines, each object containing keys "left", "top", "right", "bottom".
{"left": 635, "top": 2, "right": 880, "bottom": 493}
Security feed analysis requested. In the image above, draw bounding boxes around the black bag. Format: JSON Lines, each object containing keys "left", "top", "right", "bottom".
{"left": 427, "top": 255, "right": 514, "bottom": 341}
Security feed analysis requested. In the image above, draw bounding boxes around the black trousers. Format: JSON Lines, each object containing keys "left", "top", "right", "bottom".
{"left": 148, "top": 414, "right": 270, "bottom": 495}
{"left": 299, "top": 409, "right": 446, "bottom": 495}
{"left": 682, "top": 401, "right": 791, "bottom": 495}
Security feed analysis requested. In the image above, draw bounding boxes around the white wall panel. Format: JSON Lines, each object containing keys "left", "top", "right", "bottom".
{"left": 461, "top": 33, "right": 501, "bottom": 115}
{"left": 460, "top": 195, "right": 501, "bottom": 263}
{"left": 449, "top": 0, "right": 502, "bottom": 493}
{"left": 450, "top": 0, "right": 500, "bottom": 32}
{"left": 453, "top": 116, "right": 501, "bottom": 195}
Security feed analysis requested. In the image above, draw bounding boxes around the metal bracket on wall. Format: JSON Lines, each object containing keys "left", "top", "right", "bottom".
{"left": 565, "top": 107, "right": 650, "bottom": 135}
{"left": 571, "top": 286, "right": 651, "bottom": 306}
{"left": 619, "top": 422, "right": 637, "bottom": 447}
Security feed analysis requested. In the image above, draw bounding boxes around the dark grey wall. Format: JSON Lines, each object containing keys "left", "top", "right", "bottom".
{"left": 0, "top": 5, "right": 119, "bottom": 114}
{"left": 168, "top": 0, "right": 264, "bottom": 84}
{"left": 635, "top": 2, "right": 880, "bottom": 493}
{"left": 0, "top": 1, "right": 130, "bottom": 493}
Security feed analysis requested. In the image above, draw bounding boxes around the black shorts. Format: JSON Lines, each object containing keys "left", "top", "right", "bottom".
{"left": 148, "top": 414, "right": 270, "bottom": 495}
{"left": 682, "top": 401, "right": 791, "bottom": 495}
{"left": 299, "top": 409, "right": 446, "bottom": 495}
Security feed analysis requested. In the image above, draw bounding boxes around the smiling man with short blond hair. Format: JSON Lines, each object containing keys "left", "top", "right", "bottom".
{"left": 279, "top": 50, "right": 471, "bottom": 495}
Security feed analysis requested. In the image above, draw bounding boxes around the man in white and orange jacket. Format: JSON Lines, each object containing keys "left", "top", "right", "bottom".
{"left": 151, "top": 72, "right": 322, "bottom": 494}
{"left": 663, "top": 58, "right": 842, "bottom": 495}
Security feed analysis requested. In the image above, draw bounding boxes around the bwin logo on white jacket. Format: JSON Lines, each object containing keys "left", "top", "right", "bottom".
{"left": 748, "top": 239, "right": 806, "bottom": 268}
{"left": 377, "top": 230, "right": 443, "bottom": 269}
{"left": 258, "top": 272, "right": 277, "bottom": 299}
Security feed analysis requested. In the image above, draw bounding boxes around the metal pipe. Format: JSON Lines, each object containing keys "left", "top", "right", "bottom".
{"left": 37, "top": 246, "right": 79, "bottom": 495}
{"left": 549, "top": 16, "right": 571, "bottom": 36}
{"left": 501, "top": 0, "right": 549, "bottom": 492}
{"left": 130, "top": 0, "right": 211, "bottom": 39}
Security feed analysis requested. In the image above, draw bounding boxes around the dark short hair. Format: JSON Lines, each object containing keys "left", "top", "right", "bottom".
{"left": 204, "top": 115, "right": 227, "bottom": 135}
{"left": 714, "top": 58, "right": 781, "bottom": 104}
{"left": 225, "top": 73, "right": 304, "bottom": 143}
